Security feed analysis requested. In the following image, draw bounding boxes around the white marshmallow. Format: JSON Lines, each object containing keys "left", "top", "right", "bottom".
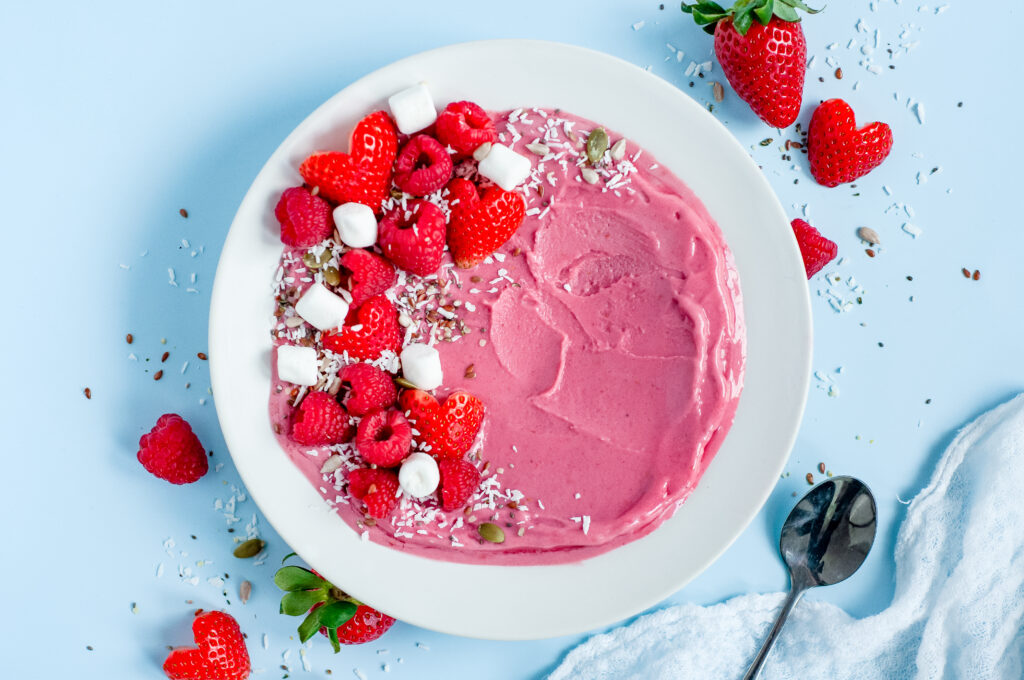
{"left": 387, "top": 83, "right": 437, "bottom": 135}
{"left": 276, "top": 345, "right": 318, "bottom": 386}
{"left": 400, "top": 343, "right": 443, "bottom": 391}
{"left": 398, "top": 452, "right": 440, "bottom": 499}
{"left": 333, "top": 203, "right": 378, "bottom": 248}
{"left": 477, "top": 143, "right": 532, "bottom": 191}
{"left": 295, "top": 282, "right": 349, "bottom": 331}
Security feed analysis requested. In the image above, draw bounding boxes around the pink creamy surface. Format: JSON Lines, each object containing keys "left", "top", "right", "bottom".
{"left": 267, "top": 108, "right": 745, "bottom": 565}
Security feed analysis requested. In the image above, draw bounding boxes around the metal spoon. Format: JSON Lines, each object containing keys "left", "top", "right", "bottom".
{"left": 742, "top": 476, "right": 877, "bottom": 680}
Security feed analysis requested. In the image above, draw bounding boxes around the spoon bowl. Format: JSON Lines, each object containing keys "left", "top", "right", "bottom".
{"left": 743, "top": 476, "right": 877, "bottom": 679}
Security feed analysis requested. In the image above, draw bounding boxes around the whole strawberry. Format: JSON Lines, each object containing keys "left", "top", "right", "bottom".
{"left": 682, "top": 1, "right": 818, "bottom": 128}
{"left": 274, "top": 565, "right": 395, "bottom": 651}
{"left": 399, "top": 389, "right": 485, "bottom": 460}
{"left": 138, "top": 414, "right": 208, "bottom": 484}
{"left": 163, "top": 610, "right": 250, "bottom": 680}
{"left": 808, "top": 98, "right": 893, "bottom": 187}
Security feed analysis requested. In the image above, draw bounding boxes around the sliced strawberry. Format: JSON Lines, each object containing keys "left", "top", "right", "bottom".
{"left": 445, "top": 178, "right": 525, "bottom": 269}
{"left": 398, "top": 389, "right": 485, "bottom": 460}
{"left": 808, "top": 99, "right": 893, "bottom": 187}
{"left": 791, "top": 218, "right": 838, "bottom": 278}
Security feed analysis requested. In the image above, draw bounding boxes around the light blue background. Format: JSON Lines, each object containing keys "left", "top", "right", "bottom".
{"left": 2, "top": 1, "right": 1021, "bottom": 677}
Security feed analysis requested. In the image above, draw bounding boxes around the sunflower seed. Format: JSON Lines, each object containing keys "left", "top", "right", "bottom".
{"left": 580, "top": 167, "right": 599, "bottom": 185}
{"left": 857, "top": 227, "right": 881, "bottom": 245}
{"left": 320, "top": 454, "right": 345, "bottom": 475}
{"left": 712, "top": 81, "right": 725, "bottom": 102}
{"left": 472, "top": 142, "right": 493, "bottom": 162}
{"left": 239, "top": 580, "right": 252, "bottom": 604}
{"left": 284, "top": 316, "right": 305, "bottom": 328}
{"left": 233, "top": 538, "right": 265, "bottom": 559}
{"left": 526, "top": 142, "right": 550, "bottom": 156}
{"left": 610, "top": 139, "right": 627, "bottom": 162}
{"left": 478, "top": 523, "right": 505, "bottom": 544}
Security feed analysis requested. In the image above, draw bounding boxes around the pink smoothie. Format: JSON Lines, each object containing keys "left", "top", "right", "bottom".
{"left": 268, "top": 107, "right": 745, "bottom": 566}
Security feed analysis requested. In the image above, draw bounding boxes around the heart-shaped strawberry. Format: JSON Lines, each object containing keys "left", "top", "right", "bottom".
{"left": 445, "top": 178, "right": 526, "bottom": 269}
{"left": 163, "top": 610, "right": 251, "bottom": 680}
{"left": 322, "top": 294, "right": 402, "bottom": 361}
{"left": 399, "top": 389, "right": 484, "bottom": 460}
{"left": 807, "top": 98, "right": 893, "bottom": 188}
{"left": 299, "top": 111, "right": 398, "bottom": 210}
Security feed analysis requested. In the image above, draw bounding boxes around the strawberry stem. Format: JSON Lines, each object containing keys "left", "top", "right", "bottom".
{"left": 681, "top": 0, "right": 820, "bottom": 35}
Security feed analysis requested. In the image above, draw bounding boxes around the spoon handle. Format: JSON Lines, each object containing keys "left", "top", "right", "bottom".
{"left": 741, "top": 585, "right": 805, "bottom": 680}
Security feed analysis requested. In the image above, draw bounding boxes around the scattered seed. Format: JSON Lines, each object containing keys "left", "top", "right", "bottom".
{"left": 284, "top": 316, "right": 305, "bottom": 328}
{"left": 179, "top": 208, "right": 189, "bottom": 218}
{"left": 973, "top": 269, "right": 980, "bottom": 281}
{"left": 866, "top": 249, "right": 875, "bottom": 258}
{"left": 962, "top": 268, "right": 971, "bottom": 278}
{"left": 161, "top": 351, "right": 169, "bottom": 362}
{"left": 478, "top": 522, "right": 505, "bottom": 544}
{"left": 760, "top": 138, "right": 773, "bottom": 147}
{"left": 464, "top": 364, "right": 476, "bottom": 379}
{"left": 512, "top": 247, "right": 522, "bottom": 257}
{"left": 83, "top": 387, "right": 92, "bottom": 399}
{"left": 586, "top": 127, "right": 609, "bottom": 165}
{"left": 302, "top": 252, "right": 321, "bottom": 270}
{"left": 394, "top": 376, "right": 418, "bottom": 389}
{"left": 153, "top": 370, "right": 164, "bottom": 381}
{"left": 790, "top": 141, "right": 803, "bottom": 149}
{"left": 323, "top": 266, "right": 341, "bottom": 286}
{"left": 835, "top": 67, "right": 843, "bottom": 79}
{"left": 517, "top": 527, "right": 526, "bottom": 537}
{"left": 239, "top": 580, "right": 252, "bottom": 604}
{"left": 857, "top": 227, "right": 881, "bottom": 245}
{"left": 472, "top": 142, "right": 493, "bottom": 162}
{"left": 580, "top": 167, "right": 599, "bottom": 185}
{"left": 712, "top": 81, "right": 724, "bottom": 102}
{"left": 126, "top": 333, "right": 134, "bottom": 344}
{"left": 470, "top": 275, "right": 482, "bottom": 283}
{"left": 197, "top": 352, "right": 208, "bottom": 360}
{"left": 806, "top": 472, "right": 814, "bottom": 485}
{"left": 610, "top": 138, "right": 627, "bottom": 161}
{"left": 526, "top": 142, "right": 550, "bottom": 156}
{"left": 233, "top": 538, "right": 265, "bottom": 559}
{"left": 398, "top": 313, "right": 413, "bottom": 328}
{"left": 818, "top": 462, "right": 826, "bottom": 474}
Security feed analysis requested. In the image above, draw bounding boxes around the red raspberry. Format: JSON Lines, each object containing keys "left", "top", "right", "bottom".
{"left": 435, "top": 101, "right": 497, "bottom": 157}
{"left": 137, "top": 414, "right": 208, "bottom": 485}
{"left": 337, "top": 250, "right": 396, "bottom": 309}
{"left": 398, "top": 389, "right": 485, "bottom": 461}
{"left": 348, "top": 467, "right": 400, "bottom": 519}
{"left": 355, "top": 409, "right": 412, "bottom": 467}
{"left": 393, "top": 134, "right": 454, "bottom": 196}
{"left": 291, "top": 391, "right": 354, "bottom": 446}
{"left": 163, "top": 610, "right": 250, "bottom": 680}
{"left": 322, "top": 295, "right": 402, "bottom": 362}
{"left": 438, "top": 458, "right": 481, "bottom": 511}
{"left": 378, "top": 200, "right": 446, "bottom": 277}
{"left": 791, "top": 219, "right": 838, "bottom": 278}
{"left": 339, "top": 363, "right": 397, "bottom": 416}
{"left": 311, "top": 601, "right": 396, "bottom": 645}
{"left": 274, "top": 186, "right": 333, "bottom": 247}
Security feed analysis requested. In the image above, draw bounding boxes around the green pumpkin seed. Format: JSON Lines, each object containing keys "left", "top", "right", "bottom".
{"left": 586, "top": 128, "right": 609, "bottom": 165}
{"left": 394, "top": 376, "right": 418, "bottom": 389}
{"left": 302, "top": 252, "right": 321, "bottom": 270}
{"left": 318, "top": 250, "right": 333, "bottom": 266}
{"left": 478, "top": 522, "right": 505, "bottom": 544}
{"left": 233, "top": 538, "right": 265, "bottom": 558}
{"left": 323, "top": 266, "right": 341, "bottom": 286}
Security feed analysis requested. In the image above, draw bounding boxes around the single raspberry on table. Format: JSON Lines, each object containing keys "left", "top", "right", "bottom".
{"left": 291, "top": 391, "right": 354, "bottom": 446}
{"left": 378, "top": 199, "right": 446, "bottom": 277}
{"left": 339, "top": 363, "right": 397, "bottom": 416}
{"left": 137, "top": 414, "right": 209, "bottom": 485}
{"left": 435, "top": 101, "right": 497, "bottom": 157}
{"left": 163, "top": 610, "right": 251, "bottom": 680}
{"left": 347, "top": 467, "right": 401, "bottom": 519}
{"left": 336, "top": 249, "right": 396, "bottom": 309}
{"left": 355, "top": 409, "right": 412, "bottom": 467}
{"left": 393, "top": 134, "right": 454, "bottom": 196}
{"left": 398, "top": 389, "right": 485, "bottom": 460}
{"left": 438, "top": 458, "right": 481, "bottom": 511}
{"left": 275, "top": 186, "right": 333, "bottom": 247}
{"left": 322, "top": 295, "right": 402, "bottom": 362}
{"left": 791, "top": 218, "right": 838, "bottom": 278}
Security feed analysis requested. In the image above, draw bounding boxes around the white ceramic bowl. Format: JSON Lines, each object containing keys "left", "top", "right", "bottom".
{"left": 210, "top": 39, "right": 811, "bottom": 640}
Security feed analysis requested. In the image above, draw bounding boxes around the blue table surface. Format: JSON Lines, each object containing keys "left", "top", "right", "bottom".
{"left": 3, "top": 0, "right": 1022, "bottom": 676}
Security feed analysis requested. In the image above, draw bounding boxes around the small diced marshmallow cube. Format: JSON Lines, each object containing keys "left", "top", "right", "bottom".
{"left": 333, "top": 203, "right": 378, "bottom": 248}
{"left": 387, "top": 83, "right": 437, "bottom": 135}
{"left": 277, "top": 345, "right": 318, "bottom": 386}
{"left": 478, "top": 144, "right": 532, "bottom": 191}
{"left": 398, "top": 451, "right": 440, "bottom": 498}
{"left": 400, "top": 343, "right": 443, "bottom": 391}
{"left": 295, "top": 282, "right": 349, "bottom": 331}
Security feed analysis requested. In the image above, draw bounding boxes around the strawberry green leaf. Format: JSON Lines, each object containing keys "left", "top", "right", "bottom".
{"left": 773, "top": 3, "right": 799, "bottom": 21}
{"left": 297, "top": 609, "right": 322, "bottom": 643}
{"left": 280, "top": 589, "right": 327, "bottom": 616}
{"left": 681, "top": 1, "right": 728, "bottom": 14}
{"left": 733, "top": 7, "right": 754, "bottom": 34}
{"left": 281, "top": 551, "right": 298, "bottom": 565}
{"left": 274, "top": 566, "right": 327, "bottom": 592}
{"left": 754, "top": 0, "right": 774, "bottom": 23}
{"left": 328, "top": 627, "right": 341, "bottom": 654}
{"left": 316, "top": 601, "right": 358, "bottom": 629}
{"left": 784, "top": 0, "right": 821, "bottom": 13}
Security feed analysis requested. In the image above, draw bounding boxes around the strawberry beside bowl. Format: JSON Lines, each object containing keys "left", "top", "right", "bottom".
{"left": 209, "top": 40, "right": 811, "bottom": 640}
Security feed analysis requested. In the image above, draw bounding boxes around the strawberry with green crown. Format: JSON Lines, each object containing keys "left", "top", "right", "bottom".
{"left": 682, "top": 0, "right": 819, "bottom": 128}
